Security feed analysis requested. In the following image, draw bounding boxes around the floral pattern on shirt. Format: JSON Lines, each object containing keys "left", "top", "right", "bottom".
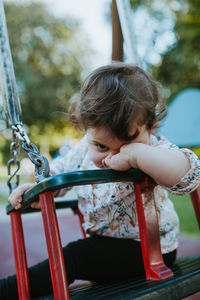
{"left": 151, "top": 135, "right": 200, "bottom": 194}
{"left": 50, "top": 134, "right": 200, "bottom": 254}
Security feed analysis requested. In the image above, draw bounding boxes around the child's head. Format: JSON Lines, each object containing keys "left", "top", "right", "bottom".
{"left": 70, "top": 63, "right": 167, "bottom": 142}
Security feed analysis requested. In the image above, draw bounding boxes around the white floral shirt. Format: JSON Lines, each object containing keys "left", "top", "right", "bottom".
{"left": 51, "top": 134, "right": 200, "bottom": 254}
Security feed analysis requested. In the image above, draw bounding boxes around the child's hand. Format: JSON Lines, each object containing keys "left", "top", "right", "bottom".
{"left": 8, "top": 183, "right": 35, "bottom": 210}
{"left": 103, "top": 143, "right": 143, "bottom": 171}
{"left": 29, "top": 189, "right": 66, "bottom": 209}
{"left": 30, "top": 201, "right": 41, "bottom": 209}
{"left": 105, "top": 142, "right": 190, "bottom": 187}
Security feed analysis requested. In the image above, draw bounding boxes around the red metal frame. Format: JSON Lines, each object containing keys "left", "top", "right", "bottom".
{"left": 39, "top": 191, "right": 70, "bottom": 300}
{"left": 10, "top": 211, "right": 30, "bottom": 300}
{"left": 135, "top": 181, "right": 173, "bottom": 280}
{"left": 9, "top": 182, "right": 200, "bottom": 299}
{"left": 190, "top": 189, "right": 200, "bottom": 229}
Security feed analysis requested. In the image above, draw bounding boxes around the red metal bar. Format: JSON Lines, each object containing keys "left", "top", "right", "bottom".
{"left": 10, "top": 211, "right": 31, "bottom": 300}
{"left": 135, "top": 182, "right": 173, "bottom": 280}
{"left": 39, "top": 191, "right": 70, "bottom": 300}
{"left": 73, "top": 207, "right": 86, "bottom": 238}
{"left": 190, "top": 189, "right": 200, "bottom": 229}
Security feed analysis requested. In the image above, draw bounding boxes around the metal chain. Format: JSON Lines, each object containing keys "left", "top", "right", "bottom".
{"left": 7, "top": 124, "right": 50, "bottom": 191}
{"left": 11, "top": 124, "right": 50, "bottom": 182}
{"left": 16, "top": 124, "right": 50, "bottom": 183}
{"left": 22, "top": 142, "right": 50, "bottom": 183}
{"left": 1, "top": 0, "right": 50, "bottom": 187}
{"left": 11, "top": 124, "right": 31, "bottom": 146}
{"left": 7, "top": 129, "right": 21, "bottom": 194}
{"left": 0, "top": 0, "right": 22, "bottom": 126}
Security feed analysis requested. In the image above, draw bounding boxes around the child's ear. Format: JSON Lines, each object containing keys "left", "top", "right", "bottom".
{"left": 149, "top": 122, "right": 159, "bottom": 134}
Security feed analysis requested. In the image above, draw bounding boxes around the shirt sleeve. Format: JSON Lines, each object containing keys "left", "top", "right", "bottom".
{"left": 152, "top": 135, "right": 200, "bottom": 195}
{"left": 164, "top": 148, "right": 200, "bottom": 195}
{"left": 50, "top": 135, "right": 88, "bottom": 196}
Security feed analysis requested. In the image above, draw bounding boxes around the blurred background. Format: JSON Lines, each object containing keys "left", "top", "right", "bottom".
{"left": 0, "top": 0, "right": 200, "bottom": 237}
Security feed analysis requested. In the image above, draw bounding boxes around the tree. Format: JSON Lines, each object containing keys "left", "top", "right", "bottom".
{"left": 151, "top": 0, "right": 200, "bottom": 101}
{"left": 0, "top": 1, "right": 92, "bottom": 163}
{"left": 5, "top": 1, "right": 92, "bottom": 128}
{"left": 129, "top": 0, "right": 200, "bottom": 102}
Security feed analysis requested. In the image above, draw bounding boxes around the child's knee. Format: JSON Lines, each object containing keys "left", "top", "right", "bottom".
{"left": 62, "top": 240, "right": 83, "bottom": 284}
{"left": 63, "top": 240, "right": 80, "bottom": 258}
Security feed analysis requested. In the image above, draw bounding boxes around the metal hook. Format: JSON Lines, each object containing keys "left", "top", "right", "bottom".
{"left": 7, "top": 158, "right": 20, "bottom": 193}
{"left": 22, "top": 143, "right": 41, "bottom": 166}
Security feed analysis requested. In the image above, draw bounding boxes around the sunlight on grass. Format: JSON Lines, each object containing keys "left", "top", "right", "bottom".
{"left": 169, "top": 192, "right": 200, "bottom": 238}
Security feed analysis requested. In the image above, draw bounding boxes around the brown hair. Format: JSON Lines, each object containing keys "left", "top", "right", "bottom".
{"left": 69, "top": 63, "right": 167, "bottom": 141}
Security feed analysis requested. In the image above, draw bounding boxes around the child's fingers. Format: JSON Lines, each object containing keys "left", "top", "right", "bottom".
{"left": 8, "top": 183, "right": 35, "bottom": 210}
{"left": 30, "top": 201, "right": 41, "bottom": 209}
{"left": 102, "top": 158, "right": 109, "bottom": 168}
{"left": 8, "top": 187, "right": 24, "bottom": 209}
{"left": 105, "top": 153, "right": 130, "bottom": 171}
{"left": 8, "top": 192, "right": 22, "bottom": 209}
{"left": 103, "top": 153, "right": 112, "bottom": 168}
{"left": 104, "top": 153, "right": 116, "bottom": 168}
{"left": 53, "top": 190, "right": 60, "bottom": 197}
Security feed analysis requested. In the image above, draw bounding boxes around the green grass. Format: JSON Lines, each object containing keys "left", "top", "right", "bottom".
{"left": 169, "top": 192, "right": 200, "bottom": 238}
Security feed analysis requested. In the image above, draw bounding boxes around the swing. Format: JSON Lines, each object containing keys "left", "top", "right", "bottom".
{"left": 1, "top": 0, "right": 200, "bottom": 299}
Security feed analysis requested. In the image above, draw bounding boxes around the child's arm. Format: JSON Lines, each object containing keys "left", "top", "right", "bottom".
{"left": 104, "top": 143, "right": 199, "bottom": 188}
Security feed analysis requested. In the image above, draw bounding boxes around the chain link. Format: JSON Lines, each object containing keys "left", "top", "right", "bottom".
{"left": 22, "top": 142, "right": 50, "bottom": 183}
{"left": 7, "top": 129, "right": 21, "bottom": 193}
{"left": 11, "top": 124, "right": 31, "bottom": 145}
{"left": 7, "top": 124, "right": 50, "bottom": 193}
{"left": 13, "top": 124, "right": 50, "bottom": 183}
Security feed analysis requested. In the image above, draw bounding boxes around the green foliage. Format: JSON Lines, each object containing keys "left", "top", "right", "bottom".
{"left": 0, "top": 133, "right": 12, "bottom": 164}
{"left": 149, "top": 0, "right": 200, "bottom": 101}
{"left": 129, "top": 0, "right": 200, "bottom": 102}
{"left": 4, "top": 1, "right": 90, "bottom": 128}
{"left": 0, "top": 1, "right": 92, "bottom": 163}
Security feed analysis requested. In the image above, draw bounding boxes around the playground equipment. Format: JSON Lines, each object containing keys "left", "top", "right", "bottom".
{"left": 1, "top": 0, "right": 200, "bottom": 299}
{"left": 160, "top": 88, "right": 200, "bottom": 147}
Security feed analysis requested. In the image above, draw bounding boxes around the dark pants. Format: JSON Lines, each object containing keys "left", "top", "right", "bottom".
{"left": 0, "top": 235, "right": 176, "bottom": 299}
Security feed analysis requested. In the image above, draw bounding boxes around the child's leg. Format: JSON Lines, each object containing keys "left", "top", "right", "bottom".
{"left": 0, "top": 236, "right": 176, "bottom": 299}
{"left": 0, "top": 245, "right": 76, "bottom": 300}
{"left": 0, "top": 244, "right": 76, "bottom": 300}
{"left": 0, "top": 258, "right": 52, "bottom": 300}
{"left": 62, "top": 235, "right": 176, "bottom": 283}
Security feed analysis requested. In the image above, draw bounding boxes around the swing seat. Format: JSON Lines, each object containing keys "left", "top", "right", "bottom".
{"left": 6, "top": 169, "right": 200, "bottom": 300}
{"left": 33, "top": 255, "right": 200, "bottom": 300}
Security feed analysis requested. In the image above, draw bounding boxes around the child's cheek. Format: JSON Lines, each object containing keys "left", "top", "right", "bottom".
{"left": 88, "top": 149, "right": 100, "bottom": 167}
{"left": 89, "top": 149, "right": 106, "bottom": 169}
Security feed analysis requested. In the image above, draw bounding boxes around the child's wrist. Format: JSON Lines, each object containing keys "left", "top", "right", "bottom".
{"left": 128, "top": 143, "right": 147, "bottom": 169}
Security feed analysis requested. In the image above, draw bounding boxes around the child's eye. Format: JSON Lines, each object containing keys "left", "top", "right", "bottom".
{"left": 96, "top": 144, "right": 109, "bottom": 152}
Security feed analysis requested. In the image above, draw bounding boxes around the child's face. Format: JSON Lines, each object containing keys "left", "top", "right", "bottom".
{"left": 87, "top": 124, "right": 151, "bottom": 169}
